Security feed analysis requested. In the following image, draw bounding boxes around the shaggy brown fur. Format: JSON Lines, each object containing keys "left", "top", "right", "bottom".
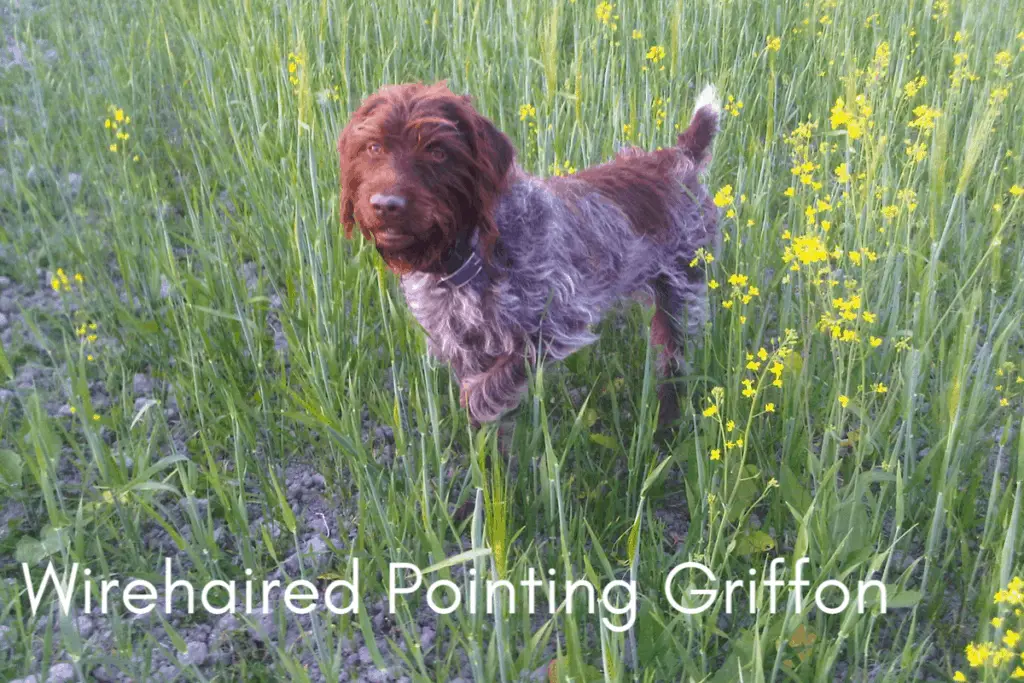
{"left": 339, "top": 81, "right": 720, "bottom": 425}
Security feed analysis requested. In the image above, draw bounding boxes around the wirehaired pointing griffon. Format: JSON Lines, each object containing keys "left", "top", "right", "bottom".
{"left": 339, "top": 81, "right": 720, "bottom": 425}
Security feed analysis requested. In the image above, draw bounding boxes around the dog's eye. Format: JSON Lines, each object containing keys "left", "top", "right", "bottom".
{"left": 367, "top": 142, "right": 383, "bottom": 156}
{"left": 429, "top": 147, "right": 447, "bottom": 162}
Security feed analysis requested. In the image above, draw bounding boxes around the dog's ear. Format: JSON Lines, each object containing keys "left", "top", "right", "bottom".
{"left": 463, "top": 105, "right": 515, "bottom": 263}
{"left": 337, "top": 122, "right": 357, "bottom": 238}
{"left": 473, "top": 112, "right": 515, "bottom": 188}
{"left": 453, "top": 94, "right": 515, "bottom": 186}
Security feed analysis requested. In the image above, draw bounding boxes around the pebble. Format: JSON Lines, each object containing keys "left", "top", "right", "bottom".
{"left": 75, "top": 615, "right": 94, "bottom": 639}
{"left": 180, "top": 640, "right": 209, "bottom": 667}
{"left": 358, "top": 645, "right": 374, "bottom": 666}
{"left": 365, "top": 669, "right": 391, "bottom": 683}
{"left": 132, "top": 373, "right": 154, "bottom": 395}
{"left": 419, "top": 627, "right": 435, "bottom": 650}
{"left": 0, "top": 312, "right": 9, "bottom": 329}
{"left": 64, "top": 173, "right": 82, "bottom": 200}
{"left": 0, "top": 276, "right": 11, "bottom": 288}
{"left": 45, "top": 663, "right": 74, "bottom": 683}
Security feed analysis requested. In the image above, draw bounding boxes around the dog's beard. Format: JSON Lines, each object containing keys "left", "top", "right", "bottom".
{"left": 372, "top": 222, "right": 459, "bottom": 275}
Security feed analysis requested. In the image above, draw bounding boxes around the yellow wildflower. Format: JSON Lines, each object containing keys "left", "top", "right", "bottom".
{"left": 714, "top": 185, "right": 734, "bottom": 207}
{"left": 645, "top": 45, "right": 666, "bottom": 63}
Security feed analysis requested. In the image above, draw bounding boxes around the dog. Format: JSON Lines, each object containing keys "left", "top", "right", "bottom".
{"left": 338, "top": 81, "right": 720, "bottom": 425}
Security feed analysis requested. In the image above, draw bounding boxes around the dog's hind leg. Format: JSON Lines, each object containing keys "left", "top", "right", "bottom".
{"left": 650, "top": 263, "right": 708, "bottom": 427}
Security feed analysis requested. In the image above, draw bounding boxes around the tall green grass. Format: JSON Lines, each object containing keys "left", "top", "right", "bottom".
{"left": 1, "top": 0, "right": 1023, "bottom": 680}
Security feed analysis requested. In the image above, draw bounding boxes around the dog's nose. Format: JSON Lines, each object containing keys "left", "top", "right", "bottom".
{"left": 370, "top": 193, "right": 407, "bottom": 217}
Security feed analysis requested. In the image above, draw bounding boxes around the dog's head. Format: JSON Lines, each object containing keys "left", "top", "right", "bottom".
{"left": 338, "top": 81, "right": 515, "bottom": 274}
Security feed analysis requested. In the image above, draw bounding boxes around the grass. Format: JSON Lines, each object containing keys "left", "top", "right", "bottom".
{"left": 1, "top": 0, "right": 1023, "bottom": 680}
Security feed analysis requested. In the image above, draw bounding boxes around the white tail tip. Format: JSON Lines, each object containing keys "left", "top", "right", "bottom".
{"left": 693, "top": 84, "right": 720, "bottom": 118}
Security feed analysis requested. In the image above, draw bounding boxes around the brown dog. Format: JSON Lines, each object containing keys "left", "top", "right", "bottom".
{"left": 339, "top": 82, "right": 719, "bottom": 425}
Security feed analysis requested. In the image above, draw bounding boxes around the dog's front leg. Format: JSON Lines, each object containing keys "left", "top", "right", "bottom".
{"left": 459, "top": 351, "right": 529, "bottom": 424}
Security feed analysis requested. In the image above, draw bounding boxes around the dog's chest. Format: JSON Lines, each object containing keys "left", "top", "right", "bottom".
{"left": 400, "top": 275, "right": 499, "bottom": 370}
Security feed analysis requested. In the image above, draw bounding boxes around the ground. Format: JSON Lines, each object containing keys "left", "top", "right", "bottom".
{"left": 1, "top": 0, "right": 1023, "bottom": 682}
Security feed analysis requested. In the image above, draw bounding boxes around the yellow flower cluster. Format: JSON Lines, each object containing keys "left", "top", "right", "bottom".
{"left": 829, "top": 94, "right": 872, "bottom": 141}
{"left": 724, "top": 95, "right": 744, "bottom": 117}
{"left": 76, "top": 321, "right": 99, "bottom": 345}
{"left": 950, "top": 52, "right": 979, "bottom": 88}
{"left": 701, "top": 333, "right": 798, "bottom": 467}
{"left": 50, "top": 268, "right": 84, "bottom": 293}
{"left": 104, "top": 105, "right": 138, "bottom": 160}
{"left": 958, "top": 578, "right": 1024, "bottom": 679}
{"left": 866, "top": 42, "right": 891, "bottom": 83}
{"left": 549, "top": 158, "right": 577, "bottom": 177}
{"left": 783, "top": 119, "right": 823, "bottom": 191}
{"left": 645, "top": 44, "right": 666, "bottom": 64}
{"left": 903, "top": 75, "right": 927, "bottom": 98}
{"left": 816, "top": 291, "right": 881, "bottom": 346}
{"left": 713, "top": 184, "right": 735, "bottom": 208}
{"left": 995, "top": 362, "right": 1024, "bottom": 409}
{"left": 287, "top": 51, "right": 304, "bottom": 87}
{"left": 652, "top": 96, "right": 668, "bottom": 128}
{"left": 908, "top": 105, "right": 941, "bottom": 132}
{"left": 595, "top": 2, "right": 618, "bottom": 30}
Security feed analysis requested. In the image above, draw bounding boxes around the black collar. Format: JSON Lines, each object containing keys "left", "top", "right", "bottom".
{"left": 437, "top": 234, "right": 486, "bottom": 289}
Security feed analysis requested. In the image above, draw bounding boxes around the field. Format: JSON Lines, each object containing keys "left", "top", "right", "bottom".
{"left": 1, "top": 0, "right": 1023, "bottom": 680}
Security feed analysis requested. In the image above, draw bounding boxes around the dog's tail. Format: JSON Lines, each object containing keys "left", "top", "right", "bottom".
{"left": 677, "top": 84, "right": 720, "bottom": 168}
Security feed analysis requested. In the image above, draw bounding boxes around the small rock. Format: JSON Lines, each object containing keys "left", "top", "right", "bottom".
{"left": 156, "top": 665, "right": 178, "bottom": 681}
{"left": 215, "top": 613, "right": 239, "bottom": 634}
{"left": 64, "top": 173, "right": 82, "bottom": 200}
{"left": 90, "top": 666, "right": 118, "bottom": 683}
{"left": 0, "top": 275, "right": 11, "bottom": 288}
{"left": 358, "top": 646, "right": 373, "bottom": 666}
{"left": 0, "top": 389, "right": 14, "bottom": 405}
{"left": 375, "top": 425, "right": 394, "bottom": 443}
{"left": 304, "top": 535, "right": 327, "bottom": 555}
{"left": 365, "top": 669, "right": 391, "bottom": 683}
{"left": 180, "top": 640, "right": 208, "bottom": 667}
{"left": 0, "top": 312, "right": 9, "bottom": 329}
{"left": 75, "top": 615, "right": 94, "bottom": 639}
{"left": 45, "top": 663, "right": 74, "bottom": 683}
{"left": 419, "top": 627, "right": 435, "bottom": 650}
{"left": 132, "top": 373, "right": 154, "bottom": 396}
